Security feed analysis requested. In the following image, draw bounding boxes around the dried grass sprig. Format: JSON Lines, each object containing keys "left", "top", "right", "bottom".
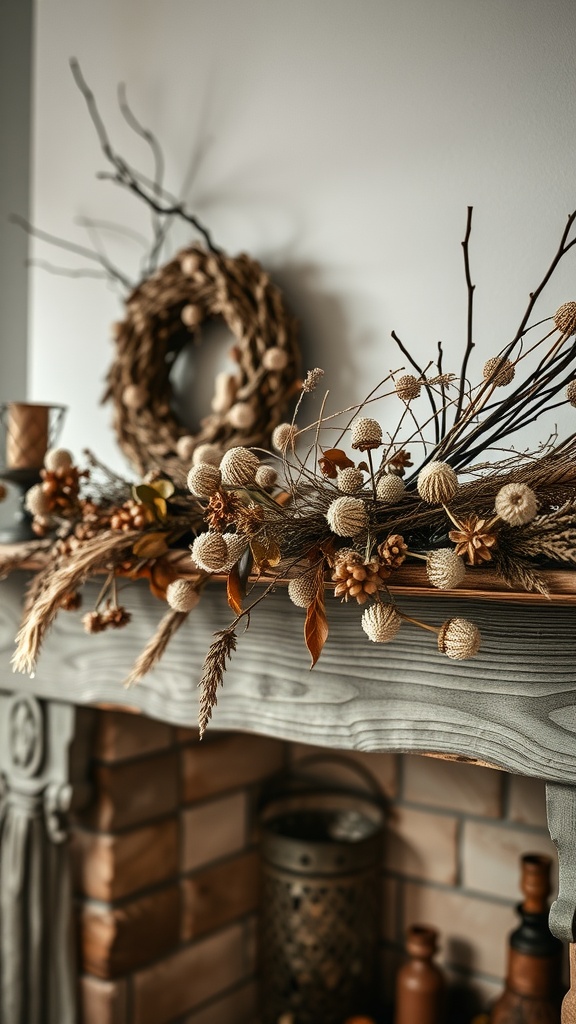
{"left": 12, "top": 530, "right": 138, "bottom": 675}
{"left": 123, "top": 608, "right": 191, "bottom": 688}
{"left": 198, "top": 628, "right": 237, "bottom": 738}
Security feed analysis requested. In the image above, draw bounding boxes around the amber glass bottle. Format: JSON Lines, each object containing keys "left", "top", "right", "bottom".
{"left": 394, "top": 924, "right": 445, "bottom": 1024}
{"left": 489, "top": 853, "right": 563, "bottom": 1024}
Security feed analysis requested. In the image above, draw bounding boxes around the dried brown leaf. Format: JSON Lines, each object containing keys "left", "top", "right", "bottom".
{"left": 227, "top": 562, "right": 245, "bottom": 615}
{"left": 304, "top": 567, "right": 329, "bottom": 668}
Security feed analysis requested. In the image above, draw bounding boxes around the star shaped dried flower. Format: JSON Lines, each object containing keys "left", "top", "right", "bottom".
{"left": 448, "top": 515, "right": 498, "bottom": 565}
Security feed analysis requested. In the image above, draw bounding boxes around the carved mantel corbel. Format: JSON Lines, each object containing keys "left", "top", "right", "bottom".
{"left": 547, "top": 784, "right": 576, "bottom": 1023}
{"left": 0, "top": 691, "right": 93, "bottom": 1024}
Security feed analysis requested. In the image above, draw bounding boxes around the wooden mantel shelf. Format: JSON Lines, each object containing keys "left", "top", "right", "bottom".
{"left": 0, "top": 567, "right": 575, "bottom": 781}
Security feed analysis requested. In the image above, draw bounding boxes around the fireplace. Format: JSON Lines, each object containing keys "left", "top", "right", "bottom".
{"left": 69, "top": 708, "right": 555, "bottom": 1024}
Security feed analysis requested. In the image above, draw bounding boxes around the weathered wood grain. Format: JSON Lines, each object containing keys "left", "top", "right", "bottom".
{"left": 1, "top": 574, "right": 575, "bottom": 783}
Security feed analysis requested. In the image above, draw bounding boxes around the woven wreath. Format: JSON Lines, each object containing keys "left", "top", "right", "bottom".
{"left": 104, "top": 245, "right": 300, "bottom": 482}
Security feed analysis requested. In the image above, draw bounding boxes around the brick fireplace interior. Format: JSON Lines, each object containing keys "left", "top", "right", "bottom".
{"left": 73, "top": 709, "right": 556, "bottom": 1024}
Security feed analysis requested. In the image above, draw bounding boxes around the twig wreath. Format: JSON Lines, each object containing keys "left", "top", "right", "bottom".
{"left": 14, "top": 60, "right": 300, "bottom": 482}
{"left": 105, "top": 244, "right": 300, "bottom": 481}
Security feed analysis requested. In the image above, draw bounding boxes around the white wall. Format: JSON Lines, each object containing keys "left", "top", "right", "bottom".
{"left": 30, "top": 0, "right": 576, "bottom": 475}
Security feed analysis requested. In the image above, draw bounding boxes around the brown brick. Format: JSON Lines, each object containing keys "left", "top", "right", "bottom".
{"left": 72, "top": 818, "right": 179, "bottom": 901}
{"left": 181, "top": 850, "right": 259, "bottom": 940}
{"left": 182, "top": 792, "right": 247, "bottom": 872}
{"left": 403, "top": 753, "right": 503, "bottom": 818}
{"left": 93, "top": 709, "right": 175, "bottom": 762}
{"left": 79, "top": 976, "right": 129, "bottom": 1024}
{"left": 80, "top": 884, "right": 180, "bottom": 979}
{"left": 132, "top": 920, "right": 255, "bottom": 1024}
{"left": 87, "top": 749, "right": 179, "bottom": 831}
{"left": 181, "top": 733, "right": 284, "bottom": 802}
{"left": 182, "top": 979, "right": 258, "bottom": 1024}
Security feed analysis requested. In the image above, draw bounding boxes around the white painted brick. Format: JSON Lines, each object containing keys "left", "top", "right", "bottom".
{"left": 462, "top": 820, "right": 557, "bottom": 900}
{"left": 385, "top": 806, "right": 458, "bottom": 885}
{"left": 290, "top": 743, "right": 397, "bottom": 798}
{"left": 403, "top": 754, "right": 502, "bottom": 818}
{"left": 507, "top": 774, "right": 548, "bottom": 828}
{"left": 403, "top": 882, "right": 516, "bottom": 978}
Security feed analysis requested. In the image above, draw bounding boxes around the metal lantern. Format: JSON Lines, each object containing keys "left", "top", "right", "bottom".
{"left": 259, "top": 761, "right": 385, "bottom": 1024}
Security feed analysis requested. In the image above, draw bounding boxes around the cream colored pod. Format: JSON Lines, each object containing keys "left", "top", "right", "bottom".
{"left": 44, "top": 448, "right": 73, "bottom": 472}
{"left": 326, "top": 496, "right": 368, "bottom": 537}
{"left": 191, "top": 532, "right": 229, "bottom": 573}
{"left": 437, "top": 617, "right": 481, "bottom": 659}
{"left": 494, "top": 483, "right": 537, "bottom": 527}
{"left": 187, "top": 463, "right": 222, "bottom": 498}
{"left": 288, "top": 571, "right": 318, "bottom": 609}
{"left": 361, "top": 603, "right": 401, "bottom": 643}
{"left": 417, "top": 461, "right": 458, "bottom": 504}
{"left": 220, "top": 447, "right": 259, "bottom": 486}
{"left": 426, "top": 549, "right": 466, "bottom": 590}
{"left": 166, "top": 579, "right": 201, "bottom": 612}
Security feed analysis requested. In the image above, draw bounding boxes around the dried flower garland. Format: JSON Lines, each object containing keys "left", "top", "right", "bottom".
{"left": 7, "top": 207, "right": 576, "bottom": 741}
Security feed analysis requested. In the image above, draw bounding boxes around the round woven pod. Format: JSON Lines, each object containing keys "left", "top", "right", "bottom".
{"left": 104, "top": 245, "right": 300, "bottom": 483}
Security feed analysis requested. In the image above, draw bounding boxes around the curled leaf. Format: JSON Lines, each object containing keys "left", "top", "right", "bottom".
{"left": 304, "top": 566, "right": 329, "bottom": 668}
{"left": 227, "top": 562, "right": 245, "bottom": 615}
{"left": 132, "top": 532, "right": 170, "bottom": 559}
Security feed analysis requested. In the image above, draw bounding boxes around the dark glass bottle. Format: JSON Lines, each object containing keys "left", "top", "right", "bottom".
{"left": 394, "top": 924, "right": 445, "bottom": 1024}
{"left": 489, "top": 853, "right": 564, "bottom": 1024}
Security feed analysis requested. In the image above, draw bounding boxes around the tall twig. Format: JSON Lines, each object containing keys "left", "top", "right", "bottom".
{"left": 454, "top": 206, "right": 475, "bottom": 424}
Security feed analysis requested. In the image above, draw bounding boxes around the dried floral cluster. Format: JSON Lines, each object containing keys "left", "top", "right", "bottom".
{"left": 7, "top": 208, "right": 576, "bottom": 740}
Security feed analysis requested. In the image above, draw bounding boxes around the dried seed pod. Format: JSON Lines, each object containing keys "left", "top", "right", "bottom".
{"left": 191, "top": 532, "right": 229, "bottom": 572}
{"left": 417, "top": 461, "right": 458, "bottom": 504}
{"left": 378, "top": 534, "right": 408, "bottom": 569}
{"left": 361, "top": 603, "right": 402, "bottom": 643}
{"left": 180, "top": 251, "right": 202, "bottom": 276}
{"left": 262, "top": 347, "right": 289, "bottom": 371}
{"left": 255, "top": 465, "right": 278, "bottom": 489}
{"left": 494, "top": 482, "right": 538, "bottom": 526}
{"left": 395, "top": 374, "right": 421, "bottom": 401}
{"left": 376, "top": 474, "right": 406, "bottom": 503}
{"left": 326, "top": 496, "right": 368, "bottom": 537}
{"left": 192, "top": 443, "right": 224, "bottom": 467}
{"left": 44, "top": 448, "right": 73, "bottom": 472}
{"left": 554, "top": 301, "right": 576, "bottom": 336}
{"left": 187, "top": 463, "right": 222, "bottom": 498}
{"left": 288, "top": 571, "right": 318, "bottom": 609}
{"left": 272, "top": 423, "right": 297, "bottom": 452}
{"left": 122, "top": 384, "right": 147, "bottom": 410}
{"left": 332, "top": 556, "right": 387, "bottom": 604}
{"left": 438, "top": 617, "right": 481, "bottom": 659}
{"left": 227, "top": 401, "right": 257, "bottom": 429}
{"left": 566, "top": 380, "right": 576, "bottom": 407}
{"left": 24, "top": 483, "right": 52, "bottom": 517}
{"left": 181, "top": 303, "right": 203, "bottom": 328}
{"left": 483, "top": 357, "right": 515, "bottom": 387}
{"left": 166, "top": 579, "right": 201, "bottom": 612}
{"left": 221, "top": 532, "right": 249, "bottom": 571}
{"left": 176, "top": 435, "right": 197, "bottom": 460}
{"left": 220, "top": 447, "right": 260, "bottom": 486}
{"left": 337, "top": 467, "right": 364, "bottom": 494}
{"left": 426, "top": 549, "right": 466, "bottom": 590}
{"left": 350, "top": 417, "right": 383, "bottom": 451}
